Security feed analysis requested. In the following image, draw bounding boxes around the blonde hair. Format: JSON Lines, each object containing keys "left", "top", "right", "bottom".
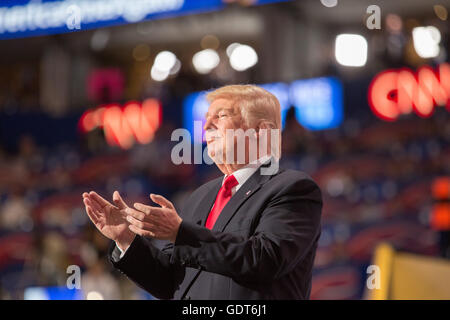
{"left": 206, "top": 84, "right": 281, "bottom": 130}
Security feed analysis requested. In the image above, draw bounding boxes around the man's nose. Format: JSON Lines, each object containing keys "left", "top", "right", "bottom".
{"left": 204, "top": 117, "right": 216, "bottom": 131}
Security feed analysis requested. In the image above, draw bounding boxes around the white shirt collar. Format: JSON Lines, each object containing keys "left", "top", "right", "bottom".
{"left": 222, "top": 155, "right": 272, "bottom": 194}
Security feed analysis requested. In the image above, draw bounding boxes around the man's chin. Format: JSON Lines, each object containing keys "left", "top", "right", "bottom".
{"left": 207, "top": 142, "right": 219, "bottom": 155}
{"left": 208, "top": 150, "right": 226, "bottom": 165}
{"left": 208, "top": 150, "right": 220, "bottom": 162}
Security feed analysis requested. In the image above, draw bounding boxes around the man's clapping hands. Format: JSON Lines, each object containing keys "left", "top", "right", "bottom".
{"left": 83, "top": 191, "right": 183, "bottom": 251}
{"left": 125, "top": 193, "right": 182, "bottom": 243}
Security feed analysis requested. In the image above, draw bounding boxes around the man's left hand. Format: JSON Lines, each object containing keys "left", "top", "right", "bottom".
{"left": 125, "top": 193, "right": 182, "bottom": 243}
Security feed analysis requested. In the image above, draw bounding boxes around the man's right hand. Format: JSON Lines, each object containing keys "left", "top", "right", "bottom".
{"left": 82, "top": 190, "right": 135, "bottom": 251}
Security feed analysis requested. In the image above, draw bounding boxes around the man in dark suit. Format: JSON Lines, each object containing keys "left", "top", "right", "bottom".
{"left": 82, "top": 84, "right": 322, "bottom": 299}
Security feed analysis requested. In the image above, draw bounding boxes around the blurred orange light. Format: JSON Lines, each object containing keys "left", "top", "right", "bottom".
{"left": 431, "top": 177, "right": 450, "bottom": 231}
{"left": 432, "top": 177, "right": 450, "bottom": 200}
{"left": 368, "top": 70, "right": 399, "bottom": 121}
{"left": 81, "top": 111, "right": 96, "bottom": 132}
{"left": 79, "top": 99, "right": 162, "bottom": 149}
{"left": 431, "top": 204, "right": 450, "bottom": 230}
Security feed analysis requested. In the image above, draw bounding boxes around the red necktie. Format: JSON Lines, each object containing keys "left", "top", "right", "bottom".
{"left": 205, "top": 174, "right": 239, "bottom": 229}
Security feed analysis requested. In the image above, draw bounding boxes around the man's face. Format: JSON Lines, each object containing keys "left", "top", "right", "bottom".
{"left": 204, "top": 98, "right": 244, "bottom": 164}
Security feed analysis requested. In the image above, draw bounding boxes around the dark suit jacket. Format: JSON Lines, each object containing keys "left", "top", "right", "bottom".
{"left": 108, "top": 161, "right": 322, "bottom": 300}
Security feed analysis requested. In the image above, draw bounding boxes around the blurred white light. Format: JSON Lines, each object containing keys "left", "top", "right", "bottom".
{"left": 154, "top": 51, "right": 177, "bottom": 72}
{"left": 86, "top": 291, "right": 104, "bottom": 300}
{"left": 229, "top": 44, "right": 258, "bottom": 71}
{"left": 335, "top": 34, "right": 368, "bottom": 67}
{"left": 169, "top": 59, "right": 181, "bottom": 75}
{"left": 412, "top": 26, "right": 441, "bottom": 58}
{"left": 320, "top": 0, "right": 338, "bottom": 8}
{"left": 226, "top": 42, "right": 241, "bottom": 57}
{"left": 151, "top": 50, "right": 178, "bottom": 81}
{"left": 90, "top": 29, "right": 110, "bottom": 51}
{"left": 326, "top": 177, "right": 345, "bottom": 197}
{"left": 151, "top": 65, "right": 169, "bottom": 81}
{"left": 192, "top": 49, "right": 220, "bottom": 74}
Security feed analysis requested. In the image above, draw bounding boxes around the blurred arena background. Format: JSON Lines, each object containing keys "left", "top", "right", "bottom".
{"left": 0, "top": 0, "right": 449, "bottom": 300}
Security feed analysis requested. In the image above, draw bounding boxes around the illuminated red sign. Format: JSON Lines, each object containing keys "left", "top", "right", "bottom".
{"left": 79, "top": 98, "right": 162, "bottom": 149}
{"left": 368, "top": 63, "right": 450, "bottom": 121}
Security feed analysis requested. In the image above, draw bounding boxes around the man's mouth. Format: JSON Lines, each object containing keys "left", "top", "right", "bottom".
{"left": 205, "top": 131, "right": 221, "bottom": 143}
{"left": 206, "top": 137, "right": 219, "bottom": 144}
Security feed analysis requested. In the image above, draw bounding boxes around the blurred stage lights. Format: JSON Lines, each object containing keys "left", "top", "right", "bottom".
{"left": 154, "top": 51, "right": 176, "bottom": 71}
{"left": 434, "top": 5, "right": 448, "bottom": 21}
{"left": 226, "top": 43, "right": 241, "bottom": 57}
{"left": 192, "top": 49, "right": 220, "bottom": 74}
{"left": 151, "top": 50, "right": 181, "bottom": 81}
{"left": 150, "top": 43, "right": 258, "bottom": 77}
{"left": 320, "top": 0, "right": 338, "bottom": 8}
{"left": 86, "top": 291, "right": 104, "bottom": 300}
{"left": 229, "top": 44, "right": 258, "bottom": 71}
{"left": 335, "top": 34, "right": 368, "bottom": 67}
{"left": 151, "top": 66, "right": 169, "bottom": 81}
{"left": 201, "top": 34, "right": 220, "bottom": 50}
{"left": 170, "top": 59, "right": 182, "bottom": 75}
{"left": 412, "top": 26, "right": 441, "bottom": 59}
{"left": 90, "top": 29, "right": 110, "bottom": 52}
{"left": 368, "top": 63, "right": 450, "bottom": 121}
{"left": 79, "top": 98, "right": 162, "bottom": 150}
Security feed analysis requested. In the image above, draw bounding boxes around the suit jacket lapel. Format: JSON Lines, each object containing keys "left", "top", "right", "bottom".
{"left": 212, "top": 162, "right": 275, "bottom": 232}
{"left": 191, "top": 177, "right": 222, "bottom": 226}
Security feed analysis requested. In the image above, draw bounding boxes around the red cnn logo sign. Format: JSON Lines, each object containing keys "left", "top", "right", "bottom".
{"left": 79, "top": 99, "right": 162, "bottom": 149}
{"left": 368, "top": 63, "right": 450, "bottom": 121}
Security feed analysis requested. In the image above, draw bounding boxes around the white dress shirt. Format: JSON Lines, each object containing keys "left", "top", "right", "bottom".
{"left": 116, "top": 155, "right": 272, "bottom": 258}
{"left": 223, "top": 154, "right": 271, "bottom": 196}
